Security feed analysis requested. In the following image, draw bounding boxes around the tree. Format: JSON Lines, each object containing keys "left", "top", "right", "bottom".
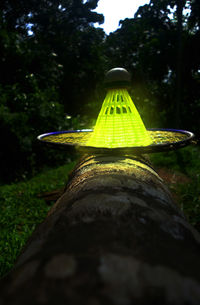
{"left": 0, "top": 0, "right": 106, "bottom": 183}
{"left": 105, "top": 0, "right": 200, "bottom": 134}
{"left": 105, "top": 3, "right": 177, "bottom": 128}
{"left": 27, "top": 0, "right": 105, "bottom": 114}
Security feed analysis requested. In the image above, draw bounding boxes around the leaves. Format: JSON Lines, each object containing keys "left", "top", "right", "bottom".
{"left": 1, "top": 0, "right": 200, "bottom": 183}
{"left": 0, "top": 162, "right": 76, "bottom": 277}
{"left": 0, "top": 0, "right": 106, "bottom": 183}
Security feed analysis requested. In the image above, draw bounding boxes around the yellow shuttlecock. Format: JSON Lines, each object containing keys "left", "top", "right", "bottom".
{"left": 86, "top": 68, "right": 152, "bottom": 148}
{"left": 38, "top": 67, "right": 194, "bottom": 153}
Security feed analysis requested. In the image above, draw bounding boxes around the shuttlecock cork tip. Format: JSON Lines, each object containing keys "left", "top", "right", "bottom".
{"left": 104, "top": 67, "right": 131, "bottom": 88}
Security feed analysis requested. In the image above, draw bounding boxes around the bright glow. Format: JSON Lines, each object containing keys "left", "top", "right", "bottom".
{"left": 94, "top": 0, "right": 150, "bottom": 34}
{"left": 86, "top": 89, "right": 152, "bottom": 148}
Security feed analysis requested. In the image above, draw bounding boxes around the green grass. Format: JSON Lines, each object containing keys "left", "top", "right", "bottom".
{"left": 177, "top": 180, "right": 200, "bottom": 230}
{"left": 150, "top": 145, "right": 200, "bottom": 175}
{"left": 151, "top": 145, "right": 200, "bottom": 231}
{"left": 0, "top": 161, "right": 76, "bottom": 278}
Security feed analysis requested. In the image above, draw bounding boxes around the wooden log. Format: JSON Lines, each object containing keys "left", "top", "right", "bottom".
{"left": 1, "top": 153, "right": 200, "bottom": 305}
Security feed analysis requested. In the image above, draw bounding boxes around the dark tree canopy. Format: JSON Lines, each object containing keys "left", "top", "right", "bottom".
{"left": 105, "top": 0, "right": 200, "bottom": 130}
{"left": 0, "top": 0, "right": 105, "bottom": 183}
{"left": 0, "top": 0, "right": 200, "bottom": 183}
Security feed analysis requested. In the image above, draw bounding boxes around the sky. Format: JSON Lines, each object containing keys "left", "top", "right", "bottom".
{"left": 94, "top": 0, "right": 150, "bottom": 34}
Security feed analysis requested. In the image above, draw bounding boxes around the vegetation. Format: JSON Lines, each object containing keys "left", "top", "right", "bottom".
{"left": 1, "top": 0, "right": 200, "bottom": 183}
{"left": 151, "top": 145, "right": 200, "bottom": 232}
{"left": 0, "top": 161, "right": 76, "bottom": 278}
{"left": 0, "top": 0, "right": 200, "bottom": 278}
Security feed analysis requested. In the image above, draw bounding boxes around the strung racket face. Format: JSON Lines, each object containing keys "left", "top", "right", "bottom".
{"left": 38, "top": 128, "right": 194, "bottom": 154}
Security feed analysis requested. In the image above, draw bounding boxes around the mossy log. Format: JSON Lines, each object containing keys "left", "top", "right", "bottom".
{"left": 1, "top": 154, "right": 200, "bottom": 305}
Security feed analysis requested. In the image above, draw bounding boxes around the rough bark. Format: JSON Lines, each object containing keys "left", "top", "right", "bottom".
{"left": 1, "top": 153, "right": 200, "bottom": 305}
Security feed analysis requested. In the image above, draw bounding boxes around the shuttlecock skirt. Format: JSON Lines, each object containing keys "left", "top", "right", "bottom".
{"left": 86, "top": 89, "right": 152, "bottom": 148}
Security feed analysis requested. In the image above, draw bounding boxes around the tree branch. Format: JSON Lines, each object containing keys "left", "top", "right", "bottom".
{"left": 1, "top": 154, "right": 200, "bottom": 305}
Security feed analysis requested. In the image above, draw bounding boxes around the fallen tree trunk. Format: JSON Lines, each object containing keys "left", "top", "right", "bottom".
{"left": 1, "top": 153, "right": 200, "bottom": 305}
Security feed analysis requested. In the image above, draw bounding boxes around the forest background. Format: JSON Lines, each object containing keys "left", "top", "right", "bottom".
{"left": 0, "top": 0, "right": 200, "bottom": 183}
{"left": 0, "top": 0, "right": 200, "bottom": 277}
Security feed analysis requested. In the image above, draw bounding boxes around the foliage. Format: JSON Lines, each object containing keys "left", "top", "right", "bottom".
{"left": 0, "top": 0, "right": 200, "bottom": 185}
{"left": 0, "top": 79, "right": 72, "bottom": 183}
{"left": 0, "top": 0, "right": 106, "bottom": 183}
{"left": 23, "top": 0, "right": 106, "bottom": 115}
{"left": 0, "top": 161, "right": 76, "bottom": 278}
{"left": 105, "top": 0, "right": 200, "bottom": 134}
{"left": 151, "top": 145, "right": 200, "bottom": 231}
{"left": 177, "top": 178, "right": 200, "bottom": 231}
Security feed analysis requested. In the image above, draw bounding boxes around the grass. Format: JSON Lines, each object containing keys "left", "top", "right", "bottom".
{"left": 0, "top": 145, "right": 200, "bottom": 279}
{"left": 0, "top": 161, "right": 76, "bottom": 278}
{"left": 150, "top": 145, "right": 200, "bottom": 231}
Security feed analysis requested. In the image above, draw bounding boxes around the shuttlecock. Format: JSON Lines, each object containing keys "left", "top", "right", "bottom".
{"left": 86, "top": 68, "right": 152, "bottom": 148}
